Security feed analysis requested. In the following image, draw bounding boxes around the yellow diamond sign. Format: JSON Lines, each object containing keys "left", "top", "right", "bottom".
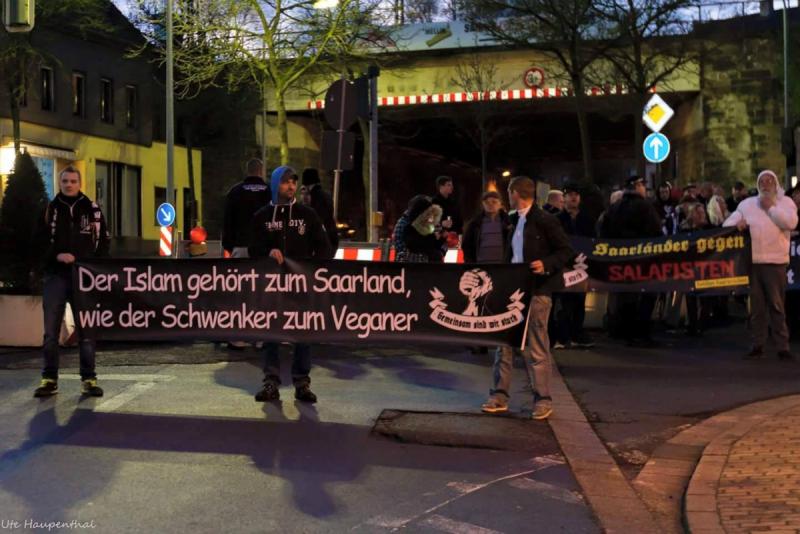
{"left": 642, "top": 94, "right": 674, "bottom": 133}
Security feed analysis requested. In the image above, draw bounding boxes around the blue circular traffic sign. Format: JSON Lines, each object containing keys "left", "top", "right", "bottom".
{"left": 156, "top": 202, "right": 176, "bottom": 227}
{"left": 643, "top": 132, "right": 670, "bottom": 164}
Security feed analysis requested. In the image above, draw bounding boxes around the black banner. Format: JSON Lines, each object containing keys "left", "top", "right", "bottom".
{"left": 790, "top": 236, "right": 800, "bottom": 291}
{"left": 73, "top": 259, "right": 531, "bottom": 345}
{"left": 561, "top": 227, "right": 752, "bottom": 293}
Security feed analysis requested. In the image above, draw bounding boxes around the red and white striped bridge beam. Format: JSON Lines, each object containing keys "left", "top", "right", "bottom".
{"left": 307, "top": 85, "right": 653, "bottom": 110}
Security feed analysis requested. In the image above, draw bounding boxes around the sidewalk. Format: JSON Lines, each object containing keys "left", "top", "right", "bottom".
{"left": 684, "top": 395, "right": 800, "bottom": 533}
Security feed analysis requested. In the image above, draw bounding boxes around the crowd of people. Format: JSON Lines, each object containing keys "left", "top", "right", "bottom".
{"left": 31, "top": 157, "right": 800, "bottom": 421}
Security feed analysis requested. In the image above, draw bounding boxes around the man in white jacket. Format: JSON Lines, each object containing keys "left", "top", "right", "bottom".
{"left": 724, "top": 170, "right": 799, "bottom": 360}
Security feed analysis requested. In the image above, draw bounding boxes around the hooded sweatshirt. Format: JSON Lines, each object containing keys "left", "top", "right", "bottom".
{"left": 40, "top": 192, "right": 110, "bottom": 274}
{"left": 723, "top": 170, "right": 799, "bottom": 264}
{"left": 247, "top": 166, "right": 333, "bottom": 260}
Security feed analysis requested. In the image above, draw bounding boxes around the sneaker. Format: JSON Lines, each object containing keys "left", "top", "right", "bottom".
{"left": 80, "top": 378, "right": 104, "bottom": 397}
{"left": 227, "top": 341, "right": 247, "bottom": 351}
{"left": 744, "top": 346, "right": 764, "bottom": 360}
{"left": 778, "top": 350, "right": 795, "bottom": 361}
{"left": 552, "top": 341, "right": 569, "bottom": 350}
{"left": 572, "top": 335, "right": 595, "bottom": 348}
{"left": 34, "top": 378, "right": 58, "bottom": 398}
{"left": 532, "top": 400, "right": 553, "bottom": 420}
{"left": 481, "top": 396, "right": 509, "bottom": 414}
{"left": 255, "top": 380, "right": 280, "bottom": 402}
{"left": 294, "top": 384, "right": 317, "bottom": 403}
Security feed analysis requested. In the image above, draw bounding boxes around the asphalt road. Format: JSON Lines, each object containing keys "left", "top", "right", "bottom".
{"left": 0, "top": 344, "right": 599, "bottom": 533}
{"left": 555, "top": 319, "right": 800, "bottom": 477}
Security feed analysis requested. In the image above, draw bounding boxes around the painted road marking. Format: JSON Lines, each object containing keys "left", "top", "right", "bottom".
{"left": 421, "top": 514, "right": 503, "bottom": 534}
{"left": 362, "top": 455, "right": 565, "bottom": 530}
{"left": 506, "top": 477, "right": 584, "bottom": 504}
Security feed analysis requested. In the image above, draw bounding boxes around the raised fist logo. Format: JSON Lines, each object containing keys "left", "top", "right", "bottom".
{"left": 459, "top": 269, "right": 493, "bottom": 316}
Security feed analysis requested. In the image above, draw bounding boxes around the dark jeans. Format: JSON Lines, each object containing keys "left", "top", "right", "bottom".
{"left": 42, "top": 272, "right": 97, "bottom": 380}
{"left": 685, "top": 294, "right": 711, "bottom": 333}
{"left": 554, "top": 292, "right": 587, "bottom": 343}
{"left": 616, "top": 293, "right": 656, "bottom": 342}
{"left": 263, "top": 342, "right": 311, "bottom": 387}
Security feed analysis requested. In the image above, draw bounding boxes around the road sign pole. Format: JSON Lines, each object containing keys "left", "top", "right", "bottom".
{"left": 368, "top": 67, "right": 379, "bottom": 243}
{"left": 333, "top": 77, "right": 348, "bottom": 221}
{"left": 166, "top": 0, "right": 175, "bottom": 207}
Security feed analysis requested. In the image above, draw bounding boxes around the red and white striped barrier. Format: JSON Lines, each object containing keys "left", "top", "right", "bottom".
{"left": 308, "top": 85, "right": 655, "bottom": 110}
{"left": 159, "top": 226, "right": 173, "bottom": 257}
{"left": 334, "top": 246, "right": 464, "bottom": 263}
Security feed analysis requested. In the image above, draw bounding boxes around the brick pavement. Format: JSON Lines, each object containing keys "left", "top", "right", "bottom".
{"left": 717, "top": 406, "right": 800, "bottom": 533}
{"left": 683, "top": 396, "right": 800, "bottom": 533}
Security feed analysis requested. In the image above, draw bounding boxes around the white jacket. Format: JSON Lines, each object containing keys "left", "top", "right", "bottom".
{"left": 723, "top": 191, "right": 798, "bottom": 264}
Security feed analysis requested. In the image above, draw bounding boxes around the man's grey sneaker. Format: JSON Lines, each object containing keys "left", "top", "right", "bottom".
{"left": 481, "top": 396, "right": 509, "bottom": 414}
{"left": 34, "top": 378, "right": 58, "bottom": 398}
{"left": 744, "top": 346, "right": 764, "bottom": 360}
{"left": 81, "top": 378, "right": 104, "bottom": 397}
{"left": 778, "top": 350, "right": 796, "bottom": 361}
{"left": 532, "top": 400, "right": 553, "bottom": 420}
{"left": 295, "top": 385, "right": 317, "bottom": 403}
{"left": 255, "top": 380, "right": 280, "bottom": 402}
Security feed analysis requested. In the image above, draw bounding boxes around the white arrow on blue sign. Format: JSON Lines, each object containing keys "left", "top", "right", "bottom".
{"left": 643, "top": 132, "right": 670, "bottom": 164}
{"left": 156, "top": 202, "right": 176, "bottom": 227}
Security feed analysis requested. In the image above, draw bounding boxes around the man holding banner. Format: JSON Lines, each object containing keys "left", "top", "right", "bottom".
{"left": 724, "top": 170, "right": 798, "bottom": 360}
{"left": 34, "top": 166, "right": 109, "bottom": 398}
{"left": 482, "top": 176, "right": 573, "bottom": 420}
{"left": 249, "top": 166, "right": 333, "bottom": 403}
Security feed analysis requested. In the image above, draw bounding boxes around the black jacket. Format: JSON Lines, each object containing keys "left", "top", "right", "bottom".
{"left": 462, "top": 210, "right": 512, "bottom": 263}
{"left": 431, "top": 193, "right": 463, "bottom": 234}
{"left": 40, "top": 193, "right": 110, "bottom": 274}
{"left": 222, "top": 176, "right": 270, "bottom": 252}
{"left": 507, "top": 206, "right": 574, "bottom": 295}
{"left": 556, "top": 209, "right": 596, "bottom": 238}
{"left": 308, "top": 183, "right": 339, "bottom": 250}
{"left": 599, "top": 192, "right": 663, "bottom": 239}
{"left": 248, "top": 201, "right": 333, "bottom": 260}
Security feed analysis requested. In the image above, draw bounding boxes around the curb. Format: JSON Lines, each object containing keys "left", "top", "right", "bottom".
{"left": 549, "top": 366, "right": 661, "bottom": 533}
{"left": 683, "top": 395, "right": 800, "bottom": 534}
{"left": 630, "top": 394, "right": 800, "bottom": 534}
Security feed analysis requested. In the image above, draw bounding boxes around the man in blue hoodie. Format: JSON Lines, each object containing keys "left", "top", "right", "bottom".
{"left": 249, "top": 166, "right": 333, "bottom": 403}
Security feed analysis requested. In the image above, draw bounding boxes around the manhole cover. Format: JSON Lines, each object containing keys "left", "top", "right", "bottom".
{"left": 372, "top": 409, "right": 559, "bottom": 453}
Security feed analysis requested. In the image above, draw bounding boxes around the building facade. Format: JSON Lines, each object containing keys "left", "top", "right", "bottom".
{"left": 0, "top": 5, "right": 202, "bottom": 248}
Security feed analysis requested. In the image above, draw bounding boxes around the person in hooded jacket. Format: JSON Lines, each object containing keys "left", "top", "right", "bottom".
{"left": 401, "top": 195, "right": 446, "bottom": 263}
{"left": 724, "top": 170, "right": 798, "bottom": 360}
{"left": 431, "top": 176, "right": 463, "bottom": 235}
{"left": 249, "top": 166, "right": 333, "bottom": 403}
{"left": 33, "top": 166, "right": 109, "bottom": 398}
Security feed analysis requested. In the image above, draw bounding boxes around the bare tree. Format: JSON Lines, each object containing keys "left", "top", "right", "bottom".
{"left": 462, "top": 0, "right": 610, "bottom": 183}
{"left": 596, "top": 0, "right": 698, "bottom": 177}
{"left": 450, "top": 51, "right": 513, "bottom": 189}
{"left": 131, "top": 0, "right": 385, "bottom": 165}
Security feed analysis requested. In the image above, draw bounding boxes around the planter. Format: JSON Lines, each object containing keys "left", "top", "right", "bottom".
{"left": 0, "top": 295, "right": 75, "bottom": 347}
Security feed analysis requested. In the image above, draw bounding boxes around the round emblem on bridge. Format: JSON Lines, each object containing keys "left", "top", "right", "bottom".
{"left": 523, "top": 67, "right": 545, "bottom": 89}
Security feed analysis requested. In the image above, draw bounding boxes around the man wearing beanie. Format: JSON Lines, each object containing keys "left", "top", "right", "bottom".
{"left": 724, "top": 170, "right": 798, "bottom": 360}
{"left": 250, "top": 166, "right": 333, "bottom": 403}
{"left": 302, "top": 168, "right": 339, "bottom": 250}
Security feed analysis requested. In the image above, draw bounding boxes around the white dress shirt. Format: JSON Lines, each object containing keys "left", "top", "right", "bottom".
{"left": 511, "top": 205, "right": 532, "bottom": 264}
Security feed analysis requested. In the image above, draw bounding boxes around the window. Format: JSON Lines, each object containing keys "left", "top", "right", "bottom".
{"left": 96, "top": 161, "right": 141, "bottom": 237}
{"left": 72, "top": 72, "right": 85, "bottom": 117}
{"left": 40, "top": 67, "right": 54, "bottom": 111}
{"left": 125, "top": 85, "right": 137, "bottom": 128}
{"left": 100, "top": 78, "right": 114, "bottom": 123}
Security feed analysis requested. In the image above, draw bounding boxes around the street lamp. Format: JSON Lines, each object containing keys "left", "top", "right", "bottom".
{"left": 2, "top": 0, "right": 34, "bottom": 33}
